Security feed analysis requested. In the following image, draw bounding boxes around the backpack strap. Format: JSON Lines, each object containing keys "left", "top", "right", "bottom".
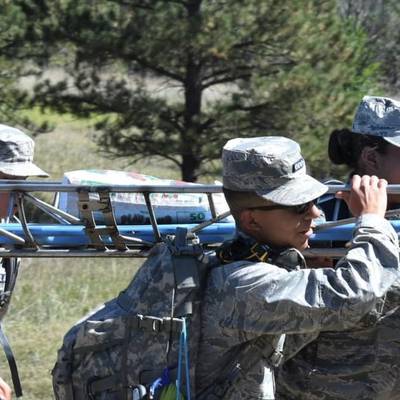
{"left": 200, "top": 236, "right": 300, "bottom": 399}
{"left": 171, "top": 228, "right": 204, "bottom": 317}
{"left": 217, "top": 234, "right": 305, "bottom": 270}
{"left": 0, "top": 258, "right": 22, "bottom": 397}
{"left": 197, "top": 333, "right": 286, "bottom": 399}
{"left": 0, "top": 323, "right": 22, "bottom": 397}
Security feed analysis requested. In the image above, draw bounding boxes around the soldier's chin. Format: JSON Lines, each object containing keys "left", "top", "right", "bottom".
{"left": 296, "top": 238, "right": 310, "bottom": 251}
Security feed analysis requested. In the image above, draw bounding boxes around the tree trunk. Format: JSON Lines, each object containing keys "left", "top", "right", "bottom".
{"left": 181, "top": 154, "right": 201, "bottom": 182}
{"left": 181, "top": 0, "right": 203, "bottom": 182}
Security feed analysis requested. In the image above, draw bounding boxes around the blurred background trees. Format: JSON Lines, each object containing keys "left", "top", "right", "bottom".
{"left": 2, "top": 0, "right": 400, "bottom": 180}
{"left": 0, "top": 2, "right": 48, "bottom": 133}
{"left": 338, "top": 0, "right": 400, "bottom": 93}
{"left": 1, "top": 2, "right": 400, "bottom": 397}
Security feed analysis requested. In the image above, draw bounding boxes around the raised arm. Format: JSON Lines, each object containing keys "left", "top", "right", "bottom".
{"left": 212, "top": 176, "right": 399, "bottom": 336}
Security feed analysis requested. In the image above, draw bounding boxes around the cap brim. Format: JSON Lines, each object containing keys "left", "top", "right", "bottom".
{"left": 256, "top": 175, "right": 328, "bottom": 206}
{"left": 383, "top": 136, "right": 400, "bottom": 148}
{"left": 0, "top": 162, "right": 49, "bottom": 178}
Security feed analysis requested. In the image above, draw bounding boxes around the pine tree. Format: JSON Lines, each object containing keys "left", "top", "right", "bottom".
{"left": 23, "top": 0, "right": 378, "bottom": 180}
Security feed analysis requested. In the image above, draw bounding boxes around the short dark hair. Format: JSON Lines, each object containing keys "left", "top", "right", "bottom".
{"left": 222, "top": 188, "right": 246, "bottom": 224}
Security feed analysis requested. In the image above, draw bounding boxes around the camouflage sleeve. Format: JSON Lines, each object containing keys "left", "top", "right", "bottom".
{"left": 215, "top": 214, "right": 399, "bottom": 336}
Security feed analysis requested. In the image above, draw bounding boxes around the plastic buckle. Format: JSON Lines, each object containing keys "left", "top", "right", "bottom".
{"left": 86, "top": 376, "right": 102, "bottom": 400}
{"left": 137, "top": 315, "right": 163, "bottom": 332}
{"left": 131, "top": 384, "right": 147, "bottom": 400}
{"left": 151, "top": 318, "right": 162, "bottom": 332}
{"left": 270, "top": 351, "right": 284, "bottom": 367}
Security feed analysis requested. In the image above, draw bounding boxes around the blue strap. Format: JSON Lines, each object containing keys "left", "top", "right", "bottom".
{"left": 182, "top": 318, "right": 191, "bottom": 400}
{"left": 176, "top": 317, "right": 191, "bottom": 400}
{"left": 149, "top": 367, "right": 171, "bottom": 397}
{"left": 176, "top": 319, "right": 184, "bottom": 400}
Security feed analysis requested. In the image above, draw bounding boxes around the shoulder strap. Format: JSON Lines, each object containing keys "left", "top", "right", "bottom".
{"left": 171, "top": 228, "right": 205, "bottom": 317}
{"left": 0, "top": 324, "right": 22, "bottom": 397}
{"left": 199, "top": 238, "right": 297, "bottom": 399}
{"left": 0, "top": 258, "right": 22, "bottom": 397}
{"left": 197, "top": 333, "right": 286, "bottom": 399}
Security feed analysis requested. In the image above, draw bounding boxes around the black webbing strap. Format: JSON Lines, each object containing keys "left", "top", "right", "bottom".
{"left": 0, "top": 323, "right": 22, "bottom": 397}
{"left": 87, "top": 374, "right": 120, "bottom": 397}
{"left": 197, "top": 334, "right": 285, "bottom": 400}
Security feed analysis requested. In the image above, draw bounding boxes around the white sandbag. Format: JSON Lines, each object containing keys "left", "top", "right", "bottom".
{"left": 56, "top": 170, "right": 232, "bottom": 224}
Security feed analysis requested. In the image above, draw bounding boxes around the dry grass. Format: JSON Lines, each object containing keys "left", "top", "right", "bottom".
{"left": 32, "top": 114, "right": 181, "bottom": 180}
{"left": 3, "top": 258, "right": 141, "bottom": 399}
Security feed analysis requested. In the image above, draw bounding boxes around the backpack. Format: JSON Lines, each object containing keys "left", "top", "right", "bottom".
{"left": 52, "top": 227, "right": 212, "bottom": 399}
{"left": 52, "top": 228, "right": 288, "bottom": 400}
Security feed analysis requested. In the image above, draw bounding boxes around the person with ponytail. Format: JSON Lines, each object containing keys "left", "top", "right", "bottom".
{"left": 276, "top": 96, "right": 400, "bottom": 400}
{"left": 321, "top": 124, "right": 400, "bottom": 221}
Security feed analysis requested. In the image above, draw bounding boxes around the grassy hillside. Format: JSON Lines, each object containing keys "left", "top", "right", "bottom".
{"left": 32, "top": 115, "right": 181, "bottom": 180}
{"left": 5, "top": 258, "right": 140, "bottom": 399}
{"left": 0, "top": 117, "right": 183, "bottom": 399}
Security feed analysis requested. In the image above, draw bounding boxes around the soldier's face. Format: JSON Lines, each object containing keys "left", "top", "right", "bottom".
{"left": 373, "top": 144, "right": 400, "bottom": 205}
{"left": 242, "top": 203, "right": 321, "bottom": 251}
{"left": 0, "top": 173, "right": 26, "bottom": 219}
{"left": 373, "top": 144, "right": 400, "bottom": 182}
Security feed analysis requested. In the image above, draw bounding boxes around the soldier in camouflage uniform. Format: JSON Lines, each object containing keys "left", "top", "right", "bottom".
{"left": 0, "top": 125, "right": 48, "bottom": 399}
{"left": 195, "top": 136, "right": 400, "bottom": 400}
{"left": 276, "top": 96, "right": 400, "bottom": 400}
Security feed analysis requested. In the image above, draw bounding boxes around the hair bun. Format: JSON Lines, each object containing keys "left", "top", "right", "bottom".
{"left": 328, "top": 129, "right": 354, "bottom": 165}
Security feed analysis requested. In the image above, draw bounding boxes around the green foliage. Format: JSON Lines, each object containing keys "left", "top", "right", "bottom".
{"left": 0, "top": 1, "right": 49, "bottom": 133}
{"left": 339, "top": 0, "right": 400, "bottom": 93}
{"left": 226, "top": 1, "right": 381, "bottom": 179}
{"left": 22, "top": 0, "right": 379, "bottom": 181}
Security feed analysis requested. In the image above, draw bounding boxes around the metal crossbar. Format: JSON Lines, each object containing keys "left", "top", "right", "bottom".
{"left": 325, "top": 183, "right": 400, "bottom": 195}
{"left": 0, "top": 180, "right": 233, "bottom": 257}
{"left": 0, "top": 182, "right": 224, "bottom": 193}
{"left": 2, "top": 182, "right": 400, "bottom": 194}
{"left": 0, "top": 180, "right": 399, "bottom": 258}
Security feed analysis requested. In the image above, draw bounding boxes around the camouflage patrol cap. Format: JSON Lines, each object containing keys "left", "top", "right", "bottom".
{"left": 222, "top": 136, "right": 327, "bottom": 206}
{"left": 352, "top": 96, "right": 400, "bottom": 147}
{"left": 0, "top": 124, "right": 48, "bottom": 177}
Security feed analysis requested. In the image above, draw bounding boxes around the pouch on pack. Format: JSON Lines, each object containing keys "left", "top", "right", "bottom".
{"left": 52, "top": 227, "right": 214, "bottom": 400}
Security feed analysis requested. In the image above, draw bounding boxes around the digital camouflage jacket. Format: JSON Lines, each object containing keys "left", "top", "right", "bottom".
{"left": 196, "top": 214, "right": 399, "bottom": 400}
{"left": 276, "top": 204, "right": 400, "bottom": 400}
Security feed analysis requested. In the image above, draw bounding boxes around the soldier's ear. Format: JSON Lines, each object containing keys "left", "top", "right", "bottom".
{"left": 239, "top": 209, "right": 261, "bottom": 235}
{"left": 360, "top": 146, "right": 378, "bottom": 174}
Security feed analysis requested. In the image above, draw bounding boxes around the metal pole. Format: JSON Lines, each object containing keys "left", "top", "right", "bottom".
{"left": 0, "top": 181, "right": 224, "bottom": 193}
{"left": 326, "top": 184, "right": 400, "bottom": 194}
{"left": 315, "top": 208, "right": 400, "bottom": 231}
{"left": 143, "top": 193, "right": 162, "bottom": 242}
{"left": 0, "top": 248, "right": 152, "bottom": 258}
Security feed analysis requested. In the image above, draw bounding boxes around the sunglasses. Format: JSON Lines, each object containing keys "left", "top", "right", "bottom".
{"left": 248, "top": 201, "right": 315, "bottom": 215}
